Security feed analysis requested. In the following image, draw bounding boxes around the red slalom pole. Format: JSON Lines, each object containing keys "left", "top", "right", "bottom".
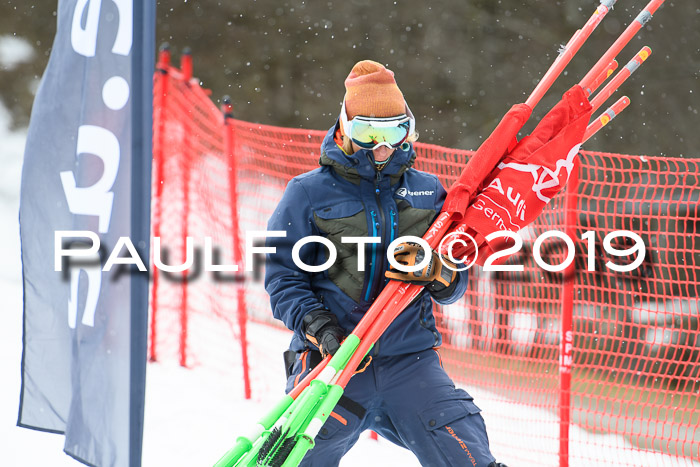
{"left": 580, "top": 0, "right": 665, "bottom": 93}
{"left": 287, "top": 0, "right": 666, "bottom": 427}
{"left": 589, "top": 59, "right": 618, "bottom": 95}
{"left": 559, "top": 159, "right": 580, "bottom": 467}
{"left": 149, "top": 44, "right": 171, "bottom": 362}
{"left": 334, "top": 212, "right": 455, "bottom": 389}
{"left": 289, "top": 354, "right": 331, "bottom": 399}
{"left": 288, "top": 214, "right": 457, "bottom": 397}
{"left": 590, "top": 47, "right": 651, "bottom": 112}
{"left": 564, "top": 29, "right": 581, "bottom": 51}
{"left": 526, "top": 0, "right": 616, "bottom": 109}
{"left": 583, "top": 96, "right": 631, "bottom": 142}
{"left": 223, "top": 97, "right": 252, "bottom": 400}
{"left": 335, "top": 284, "right": 422, "bottom": 388}
{"left": 286, "top": 272, "right": 425, "bottom": 399}
{"left": 299, "top": 0, "right": 626, "bottom": 392}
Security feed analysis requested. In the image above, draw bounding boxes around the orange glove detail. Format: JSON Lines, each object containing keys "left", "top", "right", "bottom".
{"left": 385, "top": 242, "right": 457, "bottom": 293}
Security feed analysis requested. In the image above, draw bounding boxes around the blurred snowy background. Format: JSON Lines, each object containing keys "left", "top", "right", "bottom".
{"left": 1, "top": 1, "right": 699, "bottom": 156}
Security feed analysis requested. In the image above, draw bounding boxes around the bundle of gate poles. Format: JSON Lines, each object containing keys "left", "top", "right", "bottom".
{"left": 214, "top": 1, "right": 665, "bottom": 466}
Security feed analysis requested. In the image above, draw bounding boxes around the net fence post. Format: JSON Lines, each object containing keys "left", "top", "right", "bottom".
{"left": 223, "top": 96, "right": 252, "bottom": 400}
{"left": 150, "top": 43, "right": 171, "bottom": 363}
{"left": 179, "top": 48, "right": 193, "bottom": 368}
{"left": 560, "top": 156, "right": 580, "bottom": 467}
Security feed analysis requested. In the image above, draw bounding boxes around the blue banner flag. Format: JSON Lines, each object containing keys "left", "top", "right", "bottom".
{"left": 18, "top": 1, "right": 154, "bottom": 465}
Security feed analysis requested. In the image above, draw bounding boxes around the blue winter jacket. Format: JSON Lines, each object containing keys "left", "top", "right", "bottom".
{"left": 265, "top": 124, "right": 468, "bottom": 356}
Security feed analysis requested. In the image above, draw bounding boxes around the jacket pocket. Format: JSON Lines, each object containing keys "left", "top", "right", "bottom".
{"left": 314, "top": 200, "right": 365, "bottom": 223}
{"left": 395, "top": 199, "right": 436, "bottom": 239}
{"left": 315, "top": 398, "right": 363, "bottom": 440}
{"left": 313, "top": 201, "right": 368, "bottom": 303}
{"left": 418, "top": 389, "right": 490, "bottom": 467}
{"left": 418, "top": 389, "right": 482, "bottom": 432}
{"left": 285, "top": 351, "right": 323, "bottom": 393}
{"left": 283, "top": 350, "right": 297, "bottom": 380}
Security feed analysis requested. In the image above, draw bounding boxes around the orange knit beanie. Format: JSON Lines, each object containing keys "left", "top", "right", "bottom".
{"left": 344, "top": 60, "right": 406, "bottom": 119}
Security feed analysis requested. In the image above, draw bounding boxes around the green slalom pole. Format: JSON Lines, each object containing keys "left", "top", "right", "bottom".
{"left": 282, "top": 334, "right": 362, "bottom": 433}
{"left": 277, "top": 341, "right": 373, "bottom": 467}
{"left": 260, "top": 336, "right": 362, "bottom": 465}
{"left": 279, "top": 379, "right": 328, "bottom": 437}
{"left": 241, "top": 372, "right": 325, "bottom": 467}
{"left": 255, "top": 382, "right": 326, "bottom": 466}
{"left": 279, "top": 333, "right": 357, "bottom": 428}
{"left": 213, "top": 395, "right": 294, "bottom": 467}
{"left": 327, "top": 334, "right": 361, "bottom": 374}
{"left": 238, "top": 434, "right": 267, "bottom": 467}
{"left": 281, "top": 384, "right": 345, "bottom": 467}
{"left": 283, "top": 333, "right": 361, "bottom": 435}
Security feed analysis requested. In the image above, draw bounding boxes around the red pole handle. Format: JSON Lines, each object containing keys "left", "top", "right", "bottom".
{"left": 588, "top": 59, "right": 618, "bottom": 95}
{"left": 526, "top": 0, "right": 615, "bottom": 109}
{"left": 580, "top": 0, "right": 665, "bottom": 92}
{"left": 590, "top": 47, "right": 651, "bottom": 113}
{"left": 583, "top": 96, "right": 631, "bottom": 143}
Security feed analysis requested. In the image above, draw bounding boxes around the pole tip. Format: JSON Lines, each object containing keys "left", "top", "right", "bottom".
{"left": 157, "top": 43, "right": 171, "bottom": 69}
{"left": 181, "top": 48, "right": 193, "bottom": 82}
{"left": 222, "top": 95, "right": 234, "bottom": 118}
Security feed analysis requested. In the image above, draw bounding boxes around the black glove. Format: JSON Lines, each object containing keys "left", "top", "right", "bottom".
{"left": 385, "top": 242, "right": 458, "bottom": 296}
{"left": 302, "top": 310, "right": 345, "bottom": 357}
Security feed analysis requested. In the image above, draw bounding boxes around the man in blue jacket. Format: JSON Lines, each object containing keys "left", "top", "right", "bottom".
{"left": 265, "top": 60, "right": 504, "bottom": 467}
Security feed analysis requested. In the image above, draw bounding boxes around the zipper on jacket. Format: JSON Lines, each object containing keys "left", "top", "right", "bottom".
{"left": 369, "top": 170, "right": 387, "bottom": 301}
{"left": 364, "top": 209, "right": 379, "bottom": 302}
{"left": 389, "top": 209, "right": 396, "bottom": 243}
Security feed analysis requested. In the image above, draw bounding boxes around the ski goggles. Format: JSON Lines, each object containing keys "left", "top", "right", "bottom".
{"left": 340, "top": 100, "right": 416, "bottom": 150}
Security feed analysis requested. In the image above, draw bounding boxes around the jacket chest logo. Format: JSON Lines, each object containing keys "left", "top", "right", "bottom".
{"left": 395, "top": 187, "right": 435, "bottom": 197}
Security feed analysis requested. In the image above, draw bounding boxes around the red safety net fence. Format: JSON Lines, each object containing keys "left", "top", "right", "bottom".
{"left": 149, "top": 51, "right": 700, "bottom": 466}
